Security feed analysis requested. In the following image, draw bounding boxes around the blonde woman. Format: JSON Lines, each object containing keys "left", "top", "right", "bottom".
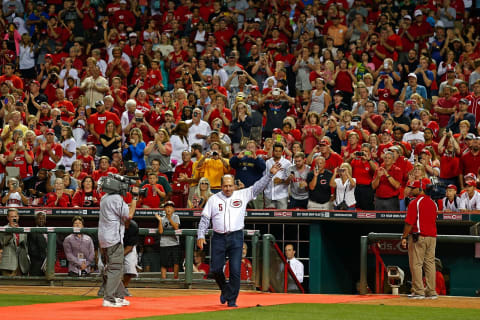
{"left": 405, "top": 162, "right": 432, "bottom": 199}
{"left": 330, "top": 163, "right": 356, "bottom": 210}
{"left": 124, "top": 127, "right": 146, "bottom": 177}
{"left": 144, "top": 128, "right": 173, "bottom": 180}
{"left": 188, "top": 177, "right": 213, "bottom": 209}
{"left": 303, "top": 77, "right": 330, "bottom": 117}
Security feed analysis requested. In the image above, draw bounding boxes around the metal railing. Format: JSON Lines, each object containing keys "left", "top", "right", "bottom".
{"left": 0, "top": 227, "right": 276, "bottom": 290}
{"left": 359, "top": 232, "right": 480, "bottom": 295}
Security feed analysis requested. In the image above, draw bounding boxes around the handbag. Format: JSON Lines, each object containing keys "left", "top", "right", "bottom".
{"left": 335, "top": 181, "right": 349, "bottom": 210}
{"left": 239, "top": 126, "right": 249, "bottom": 149}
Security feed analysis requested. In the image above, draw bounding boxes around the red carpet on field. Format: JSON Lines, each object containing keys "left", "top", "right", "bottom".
{"left": 0, "top": 292, "right": 397, "bottom": 320}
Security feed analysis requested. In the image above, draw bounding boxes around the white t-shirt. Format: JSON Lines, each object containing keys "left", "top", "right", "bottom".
{"left": 334, "top": 178, "right": 356, "bottom": 207}
{"left": 186, "top": 119, "right": 211, "bottom": 150}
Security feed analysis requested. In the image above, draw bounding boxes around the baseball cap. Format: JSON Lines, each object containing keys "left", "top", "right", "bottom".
{"left": 273, "top": 128, "right": 283, "bottom": 134}
{"left": 119, "top": 0, "right": 127, "bottom": 3}
{"left": 419, "top": 148, "right": 431, "bottom": 156}
{"left": 45, "top": 53, "right": 53, "bottom": 59}
{"left": 382, "top": 129, "right": 392, "bottom": 135}
{"left": 95, "top": 100, "right": 104, "bottom": 107}
{"left": 154, "top": 97, "right": 162, "bottom": 104}
{"left": 46, "top": 128, "right": 55, "bottom": 135}
{"left": 447, "top": 66, "right": 455, "bottom": 72}
{"left": 466, "top": 180, "right": 477, "bottom": 187}
{"left": 254, "top": 18, "right": 261, "bottom": 23}
{"left": 129, "top": 32, "right": 137, "bottom": 38}
{"left": 414, "top": 9, "right": 423, "bottom": 16}
{"left": 464, "top": 173, "right": 476, "bottom": 181}
{"left": 31, "top": 80, "right": 40, "bottom": 86}
{"left": 250, "top": 85, "right": 259, "bottom": 91}
{"left": 459, "top": 98, "right": 470, "bottom": 105}
{"left": 319, "top": 138, "right": 330, "bottom": 146}
{"left": 407, "top": 73, "right": 417, "bottom": 79}
{"left": 466, "top": 133, "right": 476, "bottom": 140}
{"left": 165, "top": 110, "right": 174, "bottom": 116}
{"left": 403, "top": 15, "right": 412, "bottom": 20}
{"left": 446, "top": 184, "right": 457, "bottom": 191}
{"left": 334, "top": 90, "right": 343, "bottom": 96}
{"left": 435, "top": 21, "right": 445, "bottom": 28}
{"left": 164, "top": 200, "right": 175, "bottom": 207}
{"left": 407, "top": 180, "right": 421, "bottom": 189}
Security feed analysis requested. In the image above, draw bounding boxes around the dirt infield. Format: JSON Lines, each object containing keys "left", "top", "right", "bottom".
{"left": 0, "top": 286, "right": 214, "bottom": 297}
{"left": 1, "top": 286, "right": 478, "bottom": 309}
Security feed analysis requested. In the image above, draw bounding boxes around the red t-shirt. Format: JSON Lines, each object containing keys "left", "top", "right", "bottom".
{"left": 324, "top": 152, "right": 343, "bottom": 172}
{"left": 36, "top": 143, "right": 63, "bottom": 170}
{"left": 362, "top": 114, "right": 384, "bottom": 133}
{"left": 207, "top": 107, "right": 232, "bottom": 134}
{"left": 0, "top": 74, "right": 23, "bottom": 90}
{"left": 374, "top": 164, "right": 402, "bottom": 198}
{"left": 45, "top": 192, "right": 71, "bottom": 207}
{"left": 460, "top": 150, "right": 480, "bottom": 176}
{"left": 88, "top": 111, "right": 121, "bottom": 144}
{"left": 92, "top": 167, "right": 119, "bottom": 182}
{"left": 140, "top": 184, "right": 165, "bottom": 208}
{"left": 5, "top": 150, "right": 34, "bottom": 179}
{"left": 77, "top": 154, "right": 94, "bottom": 174}
{"left": 351, "top": 158, "right": 376, "bottom": 185}
{"left": 405, "top": 195, "right": 437, "bottom": 237}
{"left": 439, "top": 150, "right": 461, "bottom": 179}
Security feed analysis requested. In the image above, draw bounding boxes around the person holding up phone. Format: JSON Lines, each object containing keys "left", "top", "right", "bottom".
{"left": 306, "top": 156, "right": 334, "bottom": 209}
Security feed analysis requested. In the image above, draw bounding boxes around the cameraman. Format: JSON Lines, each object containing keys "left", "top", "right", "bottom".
{"left": 401, "top": 180, "right": 438, "bottom": 299}
{"left": 98, "top": 176, "right": 139, "bottom": 308}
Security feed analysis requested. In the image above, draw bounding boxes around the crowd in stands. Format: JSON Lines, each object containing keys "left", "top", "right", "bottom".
{"left": 0, "top": 0, "right": 480, "bottom": 214}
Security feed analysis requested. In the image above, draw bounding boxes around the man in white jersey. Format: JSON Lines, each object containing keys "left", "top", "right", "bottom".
{"left": 460, "top": 179, "right": 480, "bottom": 210}
{"left": 197, "top": 162, "right": 282, "bottom": 307}
{"left": 440, "top": 184, "right": 465, "bottom": 211}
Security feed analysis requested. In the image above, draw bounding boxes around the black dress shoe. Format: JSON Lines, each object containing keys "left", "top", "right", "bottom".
{"left": 220, "top": 294, "right": 226, "bottom": 304}
{"left": 227, "top": 302, "right": 238, "bottom": 308}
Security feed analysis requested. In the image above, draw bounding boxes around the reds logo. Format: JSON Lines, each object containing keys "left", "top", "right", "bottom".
{"left": 231, "top": 200, "right": 242, "bottom": 208}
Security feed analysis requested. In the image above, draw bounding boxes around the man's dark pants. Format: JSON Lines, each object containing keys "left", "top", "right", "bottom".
{"left": 210, "top": 230, "right": 243, "bottom": 305}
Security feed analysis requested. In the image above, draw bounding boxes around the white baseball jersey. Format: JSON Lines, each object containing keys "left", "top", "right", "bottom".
{"left": 460, "top": 190, "right": 480, "bottom": 210}
{"left": 197, "top": 172, "right": 273, "bottom": 238}
{"left": 263, "top": 157, "right": 292, "bottom": 200}
{"left": 441, "top": 196, "right": 465, "bottom": 212}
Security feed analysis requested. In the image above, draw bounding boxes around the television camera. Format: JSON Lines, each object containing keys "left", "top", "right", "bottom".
{"left": 98, "top": 173, "right": 147, "bottom": 197}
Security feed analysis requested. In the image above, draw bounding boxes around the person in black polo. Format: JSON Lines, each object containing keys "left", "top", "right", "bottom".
{"left": 306, "top": 156, "right": 333, "bottom": 209}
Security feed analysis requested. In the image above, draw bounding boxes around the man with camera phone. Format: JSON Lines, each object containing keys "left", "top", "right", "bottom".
{"left": 401, "top": 180, "right": 438, "bottom": 299}
{"left": 98, "top": 174, "right": 139, "bottom": 307}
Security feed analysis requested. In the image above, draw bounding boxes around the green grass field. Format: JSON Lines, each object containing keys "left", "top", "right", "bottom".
{"left": 130, "top": 304, "right": 480, "bottom": 320}
{"left": 0, "top": 294, "right": 95, "bottom": 307}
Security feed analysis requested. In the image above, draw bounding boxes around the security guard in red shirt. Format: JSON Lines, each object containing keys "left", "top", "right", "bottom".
{"left": 401, "top": 180, "right": 438, "bottom": 299}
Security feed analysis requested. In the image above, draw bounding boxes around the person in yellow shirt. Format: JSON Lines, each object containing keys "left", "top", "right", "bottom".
{"left": 196, "top": 142, "right": 230, "bottom": 192}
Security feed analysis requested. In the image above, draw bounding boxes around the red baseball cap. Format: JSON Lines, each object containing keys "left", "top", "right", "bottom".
{"left": 407, "top": 180, "right": 421, "bottom": 189}
{"left": 466, "top": 180, "right": 477, "bottom": 187}
{"left": 154, "top": 97, "right": 162, "bottom": 104}
{"left": 319, "top": 138, "right": 330, "bottom": 146}
{"left": 46, "top": 128, "right": 55, "bottom": 135}
{"left": 419, "top": 149, "right": 431, "bottom": 157}
{"left": 45, "top": 54, "right": 53, "bottom": 60}
{"left": 446, "top": 184, "right": 457, "bottom": 191}
{"left": 273, "top": 128, "right": 283, "bottom": 134}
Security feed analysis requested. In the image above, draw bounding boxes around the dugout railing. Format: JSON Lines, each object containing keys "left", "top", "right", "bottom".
{"left": 359, "top": 232, "right": 480, "bottom": 295}
{"left": 0, "top": 227, "right": 279, "bottom": 291}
